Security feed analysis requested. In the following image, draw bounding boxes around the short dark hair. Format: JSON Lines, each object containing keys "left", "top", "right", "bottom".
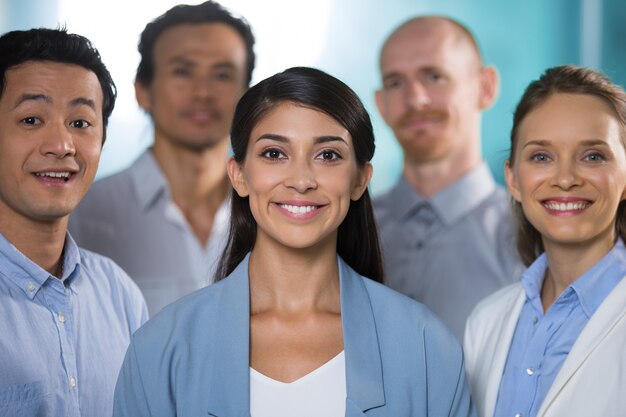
{"left": 0, "top": 28, "right": 117, "bottom": 142}
{"left": 136, "top": 0, "right": 255, "bottom": 87}
{"left": 509, "top": 65, "right": 626, "bottom": 266}
{"left": 215, "top": 67, "right": 384, "bottom": 283}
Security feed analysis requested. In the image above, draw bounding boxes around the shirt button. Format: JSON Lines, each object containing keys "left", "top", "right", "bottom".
{"left": 532, "top": 316, "right": 538, "bottom": 324}
{"left": 69, "top": 377, "right": 76, "bottom": 388}
{"left": 58, "top": 313, "right": 66, "bottom": 324}
{"left": 526, "top": 367, "right": 535, "bottom": 376}
{"left": 27, "top": 282, "right": 36, "bottom": 292}
{"left": 515, "top": 414, "right": 523, "bottom": 417}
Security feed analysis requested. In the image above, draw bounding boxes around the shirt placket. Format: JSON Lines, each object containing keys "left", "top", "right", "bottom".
{"left": 43, "top": 278, "right": 81, "bottom": 417}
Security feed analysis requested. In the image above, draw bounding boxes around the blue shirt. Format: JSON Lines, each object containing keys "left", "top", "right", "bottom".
{"left": 493, "top": 240, "right": 626, "bottom": 417}
{"left": 375, "top": 163, "right": 522, "bottom": 340}
{"left": 0, "top": 233, "right": 148, "bottom": 417}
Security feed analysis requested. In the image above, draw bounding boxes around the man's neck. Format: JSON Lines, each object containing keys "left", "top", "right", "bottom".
{"left": 0, "top": 214, "right": 67, "bottom": 276}
{"left": 151, "top": 138, "right": 230, "bottom": 245}
{"left": 403, "top": 153, "right": 480, "bottom": 198}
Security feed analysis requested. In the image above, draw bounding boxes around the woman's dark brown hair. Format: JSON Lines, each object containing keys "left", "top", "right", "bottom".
{"left": 215, "top": 67, "right": 384, "bottom": 283}
{"left": 509, "top": 65, "right": 626, "bottom": 266}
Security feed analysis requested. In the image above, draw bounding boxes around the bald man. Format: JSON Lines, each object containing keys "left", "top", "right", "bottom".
{"left": 374, "top": 16, "right": 521, "bottom": 339}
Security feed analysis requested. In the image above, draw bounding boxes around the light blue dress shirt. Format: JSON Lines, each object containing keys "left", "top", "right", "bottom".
{"left": 374, "top": 163, "right": 522, "bottom": 340}
{"left": 0, "top": 233, "right": 148, "bottom": 417}
{"left": 493, "top": 239, "right": 626, "bottom": 417}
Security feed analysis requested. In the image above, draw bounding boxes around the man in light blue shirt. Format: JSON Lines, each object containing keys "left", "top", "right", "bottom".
{"left": 374, "top": 16, "right": 521, "bottom": 339}
{"left": 70, "top": 1, "right": 255, "bottom": 315}
{"left": 0, "top": 28, "right": 148, "bottom": 416}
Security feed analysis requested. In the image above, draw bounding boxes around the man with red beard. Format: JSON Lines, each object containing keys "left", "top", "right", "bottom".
{"left": 70, "top": 1, "right": 255, "bottom": 315}
{"left": 374, "top": 16, "right": 520, "bottom": 340}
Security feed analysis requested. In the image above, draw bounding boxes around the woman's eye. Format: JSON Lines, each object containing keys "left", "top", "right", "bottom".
{"left": 261, "top": 149, "right": 285, "bottom": 159}
{"left": 530, "top": 153, "right": 551, "bottom": 162}
{"left": 317, "top": 150, "right": 342, "bottom": 161}
{"left": 584, "top": 152, "right": 605, "bottom": 162}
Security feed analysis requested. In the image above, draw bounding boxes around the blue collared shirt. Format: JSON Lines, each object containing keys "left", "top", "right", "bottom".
{"left": 493, "top": 240, "right": 626, "bottom": 417}
{"left": 374, "top": 163, "right": 522, "bottom": 339}
{"left": 0, "top": 233, "right": 148, "bottom": 417}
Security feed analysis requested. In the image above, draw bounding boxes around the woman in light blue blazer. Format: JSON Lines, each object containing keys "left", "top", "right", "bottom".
{"left": 114, "top": 67, "right": 474, "bottom": 417}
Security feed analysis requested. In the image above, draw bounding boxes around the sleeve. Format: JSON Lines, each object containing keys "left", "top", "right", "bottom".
{"left": 446, "top": 355, "right": 476, "bottom": 417}
{"left": 113, "top": 341, "right": 153, "bottom": 417}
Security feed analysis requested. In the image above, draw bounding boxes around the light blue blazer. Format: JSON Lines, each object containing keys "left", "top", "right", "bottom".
{"left": 113, "top": 254, "right": 474, "bottom": 417}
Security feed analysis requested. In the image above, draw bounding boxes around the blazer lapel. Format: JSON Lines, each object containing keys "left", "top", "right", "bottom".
{"left": 537, "top": 275, "right": 626, "bottom": 416}
{"left": 339, "top": 257, "right": 385, "bottom": 415}
{"left": 484, "top": 288, "right": 526, "bottom": 417}
{"left": 206, "top": 255, "right": 252, "bottom": 417}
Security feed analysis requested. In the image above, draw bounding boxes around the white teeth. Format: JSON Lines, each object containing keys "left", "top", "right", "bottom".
{"left": 543, "top": 201, "right": 589, "bottom": 211}
{"left": 35, "top": 172, "right": 71, "bottom": 179}
{"left": 279, "top": 204, "right": 318, "bottom": 214}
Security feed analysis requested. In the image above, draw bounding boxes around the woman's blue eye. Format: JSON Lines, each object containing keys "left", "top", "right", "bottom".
{"left": 531, "top": 153, "right": 550, "bottom": 162}
{"left": 584, "top": 153, "right": 605, "bottom": 162}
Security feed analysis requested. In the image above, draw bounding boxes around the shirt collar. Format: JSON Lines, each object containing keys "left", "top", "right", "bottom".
{"left": 130, "top": 149, "right": 169, "bottom": 212}
{"left": 386, "top": 162, "right": 498, "bottom": 225}
{"left": 521, "top": 239, "right": 626, "bottom": 318}
{"left": 0, "top": 232, "right": 82, "bottom": 299}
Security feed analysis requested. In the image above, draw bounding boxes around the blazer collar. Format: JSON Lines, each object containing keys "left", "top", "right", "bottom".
{"left": 538, "top": 274, "right": 626, "bottom": 416}
{"left": 205, "top": 253, "right": 385, "bottom": 417}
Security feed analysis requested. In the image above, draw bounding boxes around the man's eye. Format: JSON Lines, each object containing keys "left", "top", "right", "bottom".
{"left": 71, "top": 120, "right": 91, "bottom": 128}
{"left": 22, "top": 116, "right": 41, "bottom": 125}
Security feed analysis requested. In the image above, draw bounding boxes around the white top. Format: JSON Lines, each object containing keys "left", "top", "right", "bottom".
{"left": 250, "top": 351, "right": 346, "bottom": 417}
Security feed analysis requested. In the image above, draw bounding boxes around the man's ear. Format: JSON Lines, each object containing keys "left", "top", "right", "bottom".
{"left": 227, "top": 157, "right": 249, "bottom": 197}
{"left": 135, "top": 79, "right": 151, "bottom": 112}
{"left": 478, "top": 66, "right": 499, "bottom": 110}
{"left": 504, "top": 160, "right": 522, "bottom": 203}
{"left": 351, "top": 162, "right": 373, "bottom": 201}
{"left": 374, "top": 89, "right": 388, "bottom": 123}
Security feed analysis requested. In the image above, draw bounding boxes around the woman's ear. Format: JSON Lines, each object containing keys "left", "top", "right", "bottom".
{"left": 227, "top": 157, "right": 249, "bottom": 197}
{"left": 351, "top": 162, "right": 373, "bottom": 201}
{"left": 504, "top": 160, "right": 522, "bottom": 203}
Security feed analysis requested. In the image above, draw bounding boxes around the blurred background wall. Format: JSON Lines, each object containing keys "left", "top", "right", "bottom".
{"left": 1, "top": 0, "right": 624, "bottom": 195}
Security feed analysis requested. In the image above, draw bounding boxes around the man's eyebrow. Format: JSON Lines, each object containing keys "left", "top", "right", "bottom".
{"left": 70, "top": 97, "right": 96, "bottom": 111}
{"left": 13, "top": 93, "right": 51, "bottom": 109}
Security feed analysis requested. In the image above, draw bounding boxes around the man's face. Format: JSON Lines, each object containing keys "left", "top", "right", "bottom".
{"left": 136, "top": 23, "right": 248, "bottom": 151}
{"left": 375, "top": 21, "right": 492, "bottom": 164}
{"left": 0, "top": 61, "right": 103, "bottom": 225}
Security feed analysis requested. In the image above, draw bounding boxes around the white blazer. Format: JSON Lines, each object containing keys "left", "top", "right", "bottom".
{"left": 464, "top": 277, "right": 626, "bottom": 417}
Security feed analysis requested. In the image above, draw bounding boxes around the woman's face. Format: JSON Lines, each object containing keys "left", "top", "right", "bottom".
{"left": 228, "top": 102, "right": 372, "bottom": 252}
{"left": 506, "top": 92, "right": 626, "bottom": 250}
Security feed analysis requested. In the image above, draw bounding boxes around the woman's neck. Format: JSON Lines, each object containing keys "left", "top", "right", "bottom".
{"left": 248, "top": 237, "right": 341, "bottom": 316}
{"left": 541, "top": 232, "right": 616, "bottom": 312}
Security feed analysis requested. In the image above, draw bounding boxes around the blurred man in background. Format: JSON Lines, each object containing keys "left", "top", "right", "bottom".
{"left": 71, "top": 1, "right": 255, "bottom": 315}
{"left": 374, "top": 16, "right": 521, "bottom": 339}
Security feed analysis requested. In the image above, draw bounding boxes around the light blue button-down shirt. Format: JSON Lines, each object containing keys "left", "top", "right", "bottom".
{"left": 375, "top": 163, "right": 522, "bottom": 340}
{"left": 0, "top": 232, "right": 148, "bottom": 417}
{"left": 493, "top": 239, "right": 626, "bottom": 417}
